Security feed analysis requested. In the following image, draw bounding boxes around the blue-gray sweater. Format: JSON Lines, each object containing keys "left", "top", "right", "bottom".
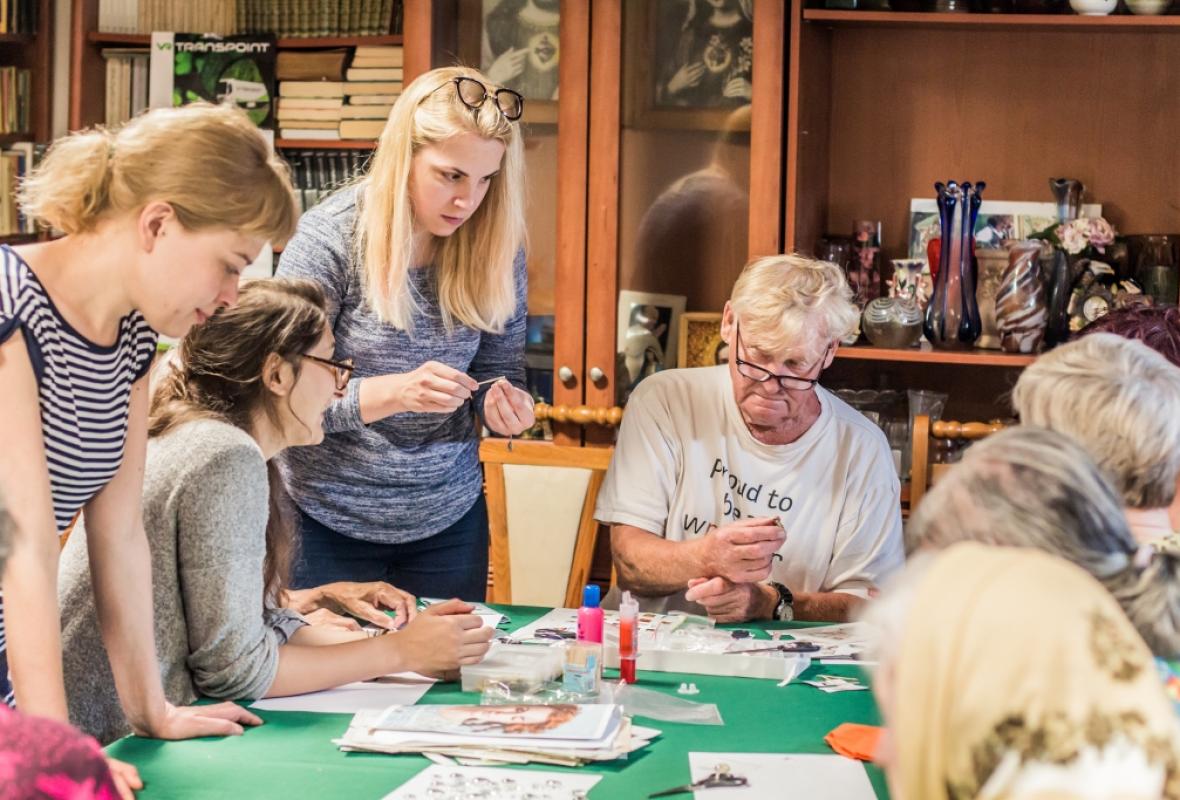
{"left": 275, "top": 186, "right": 527, "bottom": 543}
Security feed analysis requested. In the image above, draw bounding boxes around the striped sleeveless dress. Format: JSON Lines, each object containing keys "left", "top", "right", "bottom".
{"left": 0, "top": 246, "right": 157, "bottom": 705}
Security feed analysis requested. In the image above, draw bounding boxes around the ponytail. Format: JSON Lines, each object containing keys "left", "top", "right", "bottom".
{"left": 17, "top": 129, "right": 115, "bottom": 235}
{"left": 1109, "top": 537, "right": 1180, "bottom": 659}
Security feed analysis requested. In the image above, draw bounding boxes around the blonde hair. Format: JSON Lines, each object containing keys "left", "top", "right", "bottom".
{"left": 18, "top": 103, "right": 299, "bottom": 246}
{"left": 356, "top": 65, "right": 526, "bottom": 333}
{"left": 729, "top": 253, "right": 858, "bottom": 360}
{"left": 1012, "top": 333, "right": 1180, "bottom": 509}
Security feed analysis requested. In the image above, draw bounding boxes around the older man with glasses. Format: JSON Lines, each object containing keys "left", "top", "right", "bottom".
{"left": 595, "top": 254, "right": 903, "bottom": 623}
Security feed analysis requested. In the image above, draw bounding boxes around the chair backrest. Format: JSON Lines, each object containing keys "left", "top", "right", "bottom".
{"left": 909, "top": 416, "right": 1007, "bottom": 512}
{"left": 479, "top": 439, "right": 614, "bottom": 608}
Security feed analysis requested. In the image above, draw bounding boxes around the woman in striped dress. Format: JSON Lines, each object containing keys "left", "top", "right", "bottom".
{"left": 0, "top": 104, "right": 298, "bottom": 797}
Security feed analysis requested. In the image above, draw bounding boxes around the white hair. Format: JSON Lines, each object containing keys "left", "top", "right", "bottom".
{"left": 908, "top": 426, "right": 1180, "bottom": 658}
{"left": 729, "top": 253, "right": 859, "bottom": 361}
{"left": 1012, "top": 333, "right": 1180, "bottom": 509}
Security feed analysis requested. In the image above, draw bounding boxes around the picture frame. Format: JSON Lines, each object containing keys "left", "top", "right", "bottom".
{"left": 480, "top": 0, "right": 559, "bottom": 125}
{"left": 622, "top": 0, "right": 755, "bottom": 132}
{"left": 678, "top": 312, "right": 728, "bottom": 369}
{"left": 616, "top": 290, "right": 687, "bottom": 388}
{"left": 908, "top": 199, "right": 1103, "bottom": 259}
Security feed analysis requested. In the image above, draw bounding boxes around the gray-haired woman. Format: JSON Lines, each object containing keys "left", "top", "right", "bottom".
{"left": 908, "top": 426, "right": 1180, "bottom": 659}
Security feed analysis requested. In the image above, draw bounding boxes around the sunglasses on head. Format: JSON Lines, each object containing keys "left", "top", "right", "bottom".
{"left": 424, "top": 76, "right": 524, "bottom": 122}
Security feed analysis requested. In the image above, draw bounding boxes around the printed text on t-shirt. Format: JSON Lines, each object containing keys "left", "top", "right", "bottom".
{"left": 680, "top": 457, "right": 795, "bottom": 534}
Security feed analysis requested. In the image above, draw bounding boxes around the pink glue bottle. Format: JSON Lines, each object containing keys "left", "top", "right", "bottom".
{"left": 576, "top": 584, "right": 604, "bottom": 644}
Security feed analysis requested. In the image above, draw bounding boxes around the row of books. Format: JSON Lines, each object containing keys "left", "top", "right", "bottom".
{"left": 0, "top": 142, "right": 41, "bottom": 236}
{"left": 1, "top": 0, "right": 38, "bottom": 34}
{"left": 0, "top": 68, "right": 30, "bottom": 134}
{"left": 103, "top": 50, "right": 149, "bottom": 126}
{"left": 239, "top": 0, "right": 401, "bottom": 38}
{"left": 98, "top": 0, "right": 236, "bottom": 35}
{"left": 95, "top": 0, "right": 400, "bottom": 37}
{"left": 283, "top": 149, "right": 371, "bottom": 213}
{"left": 277, "top": 44, "right": 400, "bottom": 141}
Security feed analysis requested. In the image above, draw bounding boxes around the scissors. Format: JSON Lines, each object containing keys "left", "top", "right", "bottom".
{"left": 649, "top": 765, "right": 749, "bottom": 797}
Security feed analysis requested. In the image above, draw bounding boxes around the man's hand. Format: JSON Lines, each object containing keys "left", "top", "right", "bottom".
{"left": 106, "top": 756, "right": 143, "bottom": 800}
{"left": 133, "top": 701, "right": 262, "bottom": 740}
{"left": 696, "top": 517, "right": 786, "bottom": 584}
{"left": 684, "top": 577, "right": 776, "bottom": 623}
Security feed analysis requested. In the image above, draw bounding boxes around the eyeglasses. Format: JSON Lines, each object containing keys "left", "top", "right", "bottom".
{"left": 301, "top": 354, "right": 355, "bottom": 391}
{"left": 425, "top": 76, "right": 524, "bottom": 122}
{"left": 733, "top": 323, "right": 829, "bottom": 392}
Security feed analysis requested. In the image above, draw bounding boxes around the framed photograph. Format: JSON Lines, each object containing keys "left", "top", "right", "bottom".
{"left": 908, "top": 199, "right": 1103, "bottom": 259}
{"left": 678, "top": 312, "right": 729, "bottom": 369}
{"left": 616, "top": 290, "right": 687, "bottom": 388}
{"left": 481, "top": 0, "right": 559, "bottom": 124}
{"left": 623, "top": 0, "right": 754, "bottom": 131}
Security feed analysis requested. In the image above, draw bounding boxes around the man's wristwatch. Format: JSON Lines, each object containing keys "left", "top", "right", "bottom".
{"left": 768, "top": 581, "right": 794, "bottom": 622}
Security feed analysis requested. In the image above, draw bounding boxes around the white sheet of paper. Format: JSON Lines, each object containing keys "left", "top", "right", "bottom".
{"left": 421, "top": 598, "right": 505, "bottom": 629}
{"left": 688, "top": 752, "right": 875, "bottom": 800}
{"left": 250, "top": 673, "right": 434, "bottom": 713}
{"left": 381, "top": 764, "right": 601, "bottom": 799}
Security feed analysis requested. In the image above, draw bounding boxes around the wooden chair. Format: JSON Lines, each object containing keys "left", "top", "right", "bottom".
{"left": 479, "top": 439, "right": 614, "bottom": 608}
{"left": 909, "top": 416, "right": 1008, "bottom": 512}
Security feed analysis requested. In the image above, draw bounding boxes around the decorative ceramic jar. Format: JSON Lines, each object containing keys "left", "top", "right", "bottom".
{"left": 889, "top": 258, "right": 932, "bottom": 310}
{"left": 863, "top": 297, "right": 924, "bottom": 349}
{"left": 1126, "top": 0, "right": 1172, "bottom": 13}
{"left": 923, "top": 181, "right": 984, "bottom": 350}
{"left": 996, "top": 241, "right": 1047, "bottom": 354}
{"left": 1069, "top": 0, "right": 1116, "bottom": 14}
{"left": 975, "top": 247, "right": 1009, "bottom": 349}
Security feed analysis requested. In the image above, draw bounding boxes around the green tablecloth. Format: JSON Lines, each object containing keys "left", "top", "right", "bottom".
{"left": 106, "top": 606, "right": 888, "bottom": 798}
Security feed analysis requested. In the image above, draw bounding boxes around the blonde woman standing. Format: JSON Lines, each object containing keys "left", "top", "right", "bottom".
{"left": 0, "top": 104, "right": 298, "bottom": 796}
{"left": 276, "top": 66, "right": 534, "bottom": 601}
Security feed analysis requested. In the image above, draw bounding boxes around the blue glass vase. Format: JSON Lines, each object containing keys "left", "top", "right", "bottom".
{"left": 923, "top": 181, "right": 985, "bottom": 349}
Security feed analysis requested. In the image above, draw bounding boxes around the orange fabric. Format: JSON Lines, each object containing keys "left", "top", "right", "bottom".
{"left": 824, "top": 722, "right": 881, "bottom": 763}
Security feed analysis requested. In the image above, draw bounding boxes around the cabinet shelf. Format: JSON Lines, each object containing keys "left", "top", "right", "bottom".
{"left": 86, "top": 32, "right": 404, "bottom": 47}
{"left": 835, "top": 344, "right": 1035, "bottom": 366}
{"left": 275, "top": 139, "right": 376, "bottom": 149}
{"left": 803, "top": 8, "right": 1180, "bottom": 29}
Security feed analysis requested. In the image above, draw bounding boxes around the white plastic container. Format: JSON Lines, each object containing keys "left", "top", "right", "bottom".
{"left": 459, "top": 643, "right": 564, "bottom": 693}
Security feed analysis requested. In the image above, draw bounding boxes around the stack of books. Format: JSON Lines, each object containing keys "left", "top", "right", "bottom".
{"left": 0, "top": 68, "right": 30, "bottom": 134}
{"left": 102, "top": 49, "right": 149, "bottom": 126}
{"left": 0, "top": 142, "right": 40, "bottom": 236}
{"left": 336, "top": 703, "right": 657, "bottom": 767}
{"left": 284, "top": 149, "right": 371, "bottom": 212}
{"left": 97, "top": 0, "right": 237, "bottom": 35}
{"left": 278, "top": 45, "right": 402, "bottom": 141}
{"left": 239, "top": 0, "right": 401, "bottom": 37}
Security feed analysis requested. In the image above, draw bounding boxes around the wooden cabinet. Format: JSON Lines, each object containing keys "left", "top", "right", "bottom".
{"left": 0, "top": 0, "right": 52, "bottom": 246}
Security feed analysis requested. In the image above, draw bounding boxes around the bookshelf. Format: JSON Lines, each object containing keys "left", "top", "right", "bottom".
{"left": 0, "top": 0, "right": 52, "bottom": 143}
{"left": 69, "top": 0, "right": 430, "bottom": 133}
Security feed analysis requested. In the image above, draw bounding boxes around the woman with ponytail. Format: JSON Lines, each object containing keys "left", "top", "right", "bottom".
{"left": 57, "top": 280, "right": 492, "bottom": 744}
{"left": 0, "top": 103, "right": 298, "bottom": 795}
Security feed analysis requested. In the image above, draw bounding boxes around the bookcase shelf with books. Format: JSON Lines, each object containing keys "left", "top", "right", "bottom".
{"left": 0, "top": 0, "right": 52, "bottom": 240}
{"left": 86, "top": 32, "right": 405, "bottom": 48}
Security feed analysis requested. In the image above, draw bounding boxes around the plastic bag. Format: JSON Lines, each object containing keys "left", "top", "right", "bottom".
{"left": 598, "top": 680, "right": 724, "bottom": 725}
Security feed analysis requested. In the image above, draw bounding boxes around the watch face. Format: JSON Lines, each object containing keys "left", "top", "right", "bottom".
{"left": 1083, "top": 294, "right": 1110, "bottom": 321}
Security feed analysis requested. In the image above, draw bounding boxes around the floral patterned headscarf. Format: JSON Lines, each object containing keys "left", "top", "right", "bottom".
{"left": 887, "top": 543, "right": 1180, "bottom": 800}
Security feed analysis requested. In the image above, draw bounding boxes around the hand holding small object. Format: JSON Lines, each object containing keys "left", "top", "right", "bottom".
{"left": 482, "top": 378, "right": 535, "bottom": 437}
{"left": 696, "top": 517, "right": 787, "bottom": 584}
{"left": 685, "top": 576, "right": 776, "bottom": 623}
{"left": 395, "top": 361, "right": 478, "bottom": 414}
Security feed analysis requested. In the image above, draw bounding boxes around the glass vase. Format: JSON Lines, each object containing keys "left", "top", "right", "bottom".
{"left": 923, "top": 181, "right": 984, "bottom": 350}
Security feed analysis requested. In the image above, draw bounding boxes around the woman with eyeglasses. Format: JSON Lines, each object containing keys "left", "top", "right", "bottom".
{"left": 57, "top": 280, "right": 494, "bottom": 744}
{"left": 275, "top": 66, "right": 533, "bottom": 602}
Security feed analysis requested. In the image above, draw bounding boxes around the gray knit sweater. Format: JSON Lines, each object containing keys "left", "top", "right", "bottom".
{"left": 274, "top": 185, "right": 527, "bottom": 543}
{"left": 58, "top": 419, "right": 306, "bottom": 744}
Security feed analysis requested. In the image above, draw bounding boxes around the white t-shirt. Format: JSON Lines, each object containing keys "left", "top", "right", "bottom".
{"left": 595, "top": 365, "right": 904, "bottom": 613}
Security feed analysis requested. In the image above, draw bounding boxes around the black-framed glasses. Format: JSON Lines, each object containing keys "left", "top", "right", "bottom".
{"left": 733, "top": 322, "right": 829, "bottom": 392}
{"left": 302, "top": 354, "right": 355, "bottom": 391}
{"left": 425, "top": 76, "right": 524, "bottom": 122}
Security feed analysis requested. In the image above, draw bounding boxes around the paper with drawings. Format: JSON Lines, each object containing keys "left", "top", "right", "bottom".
{"left": 381, "top": 765, "right": 601, "bottom": 800}
{"left": 688, "top": 752, "right": 876, "bottom": 799}
{"left": 250, "top": 673, "right": 435, "bottom": 713}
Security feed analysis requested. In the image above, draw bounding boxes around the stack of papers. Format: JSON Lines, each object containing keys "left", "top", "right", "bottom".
{"left": 336, "top": 703, "right": 660, "bottom": 767}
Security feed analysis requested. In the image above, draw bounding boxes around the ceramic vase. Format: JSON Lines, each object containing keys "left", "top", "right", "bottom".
{"left": 923, "top": 181, "right": 984, "bottom": 349}
{"left": 974, "top": 247, "right": 1009, "bottom": 349}
{"left": 996, "top": 241, "right": 1047, "bottom": 354}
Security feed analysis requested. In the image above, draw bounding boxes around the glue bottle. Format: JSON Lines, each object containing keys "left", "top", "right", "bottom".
{"left": 618, "top": 590, "right": 639, "bottom": 684}
{"left": 577, "top": 584, "right": 603, "bottom": 644}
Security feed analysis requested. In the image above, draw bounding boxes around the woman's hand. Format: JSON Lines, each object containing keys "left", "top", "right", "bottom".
{"left": 482, "top": 380, "right": 535, "bottom": 436}
{"left": 393, "top": 361, "right": 478, "bottom": 414}
{"left": 132, "top": 701, "right": 262, "bottom": 740}
{"left": 305, "top": 581, "right": 417, "bottom": 630}
{"left": 106, "top": 756, "right": 143, "bottom": 800}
